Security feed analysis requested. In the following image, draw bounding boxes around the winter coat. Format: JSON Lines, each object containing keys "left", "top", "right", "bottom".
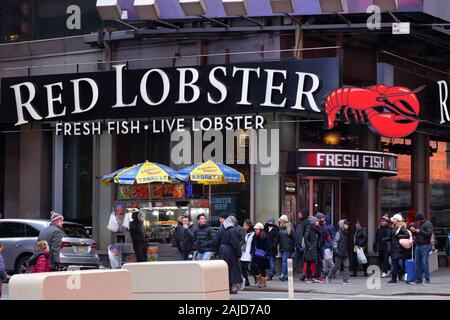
{"left": 171, "top": 223, "right": 183, "bottom": 249}
{"left": 354, "top": 226, "right": 368, "bottom": 249}
{"left": 215, "top": 224, "right": 225, "bottom": 254}
{"left": 194, "top": 224, "right": 216, "bottom": 253}
{"left": 320, "top": 223, "right": 334, "bottom": 251}
{"left": 0, "top": 252, "right": 6, "bottom": 282}
{"left": 278, "top": 223, "right": 296, "bottom": 252}
{"left": 294, "top": 218, "right": 307, "bottom": 250}
{"left": 37, "top": 223, "right": 63, "bottom": 266}
{"left": 241, "top": 231, "right": 254, "bottom": 262}
{"left": 374, "top": 226, "right": 390, "bottom": 252}
{"left": 218, "top": 218, "right": 242, "bottom": 285}
{"left": 415, "top": 220, "right": 433, "bottom": 245}
{"left": 129, "top": 212, "right": 146, "bottom": 244}
{"left": 178, "top": 224, "right": 196, "bottom": 253}
{"left": 264, "top": 223, "right": 280, "bottom": 257}
{"left": 28, "top": 252, "right": 52, "bottom": 273}
{"left": 333, "top": 220, "right": 349, "bottom": 258}
{"left": 387, "top": 224, "right": 410, "bottom": 260}
{"left": 304, "top": 224, "right": 322, "bottom": 262}
{"left": 251, "top": 231, "right": 271, "bottom": 270}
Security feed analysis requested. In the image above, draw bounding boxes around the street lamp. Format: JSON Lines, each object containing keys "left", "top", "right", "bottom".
{"left": 270, "top": 0, "right": 295, "bottom": 14}
{"left": 179, "top": 0, "right": 207, "bottom": 16}
{"left": 96, "top": 0, "right": 122, "bottom": 20}
{"left": 222, "top": 0, "right": 248, "bottom": 16}
{"left": 319, "top": 0, "right": 348, "bottom": 13}
{"left": 373, "top": 0, "right": 398, "bottom": 11}
{"left": 134, "top": 0, "right": 161, "bottom": 21}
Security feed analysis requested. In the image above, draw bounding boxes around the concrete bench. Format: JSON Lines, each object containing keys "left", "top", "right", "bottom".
{"left": 122, "top": 260, "right": 229, "bottom": 300}
{"left": 8, "top": 269, "right": 132, "bottom": 300}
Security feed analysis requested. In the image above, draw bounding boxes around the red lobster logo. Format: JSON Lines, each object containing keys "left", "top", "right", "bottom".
{"left": 324, "top": 85, "right": 423, "bottom": 138}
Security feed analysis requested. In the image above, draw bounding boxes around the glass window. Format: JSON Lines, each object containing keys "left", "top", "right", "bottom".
{"left": 0, "top": 222, "right": 25, "bottom": 238}
{"left": 381, "top": 138, "right": 412, "bottom": 215}
{"left": 25, "top": 224, "right": 40, "bottom": 237}
{"left": 62, "top": 224, "right": 90, "bottom": 239}
{"left": 430, "top": 141, "right": 450, "bottom": 251}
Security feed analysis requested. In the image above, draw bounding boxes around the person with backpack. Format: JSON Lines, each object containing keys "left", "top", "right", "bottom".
{"left": 278, "top": 215, "right": 296, "bottom": 281}
{"left": 410, "top": 213, "right": 434, "bottom": 285}
{"left": 264, "top": 216, "right": 280, "bottom": 280}
{"left": 326, "top": 219, "right": 351, "bottom": 284}
{"left": 374, "top": 216, "right": 391, "bottom": 278}
{"left": 28, "top": 240, "right": 52, "bottom": 273}
{"left": 387, "top": 214, "right": 410, "bottom": 284}
{"left": 316, "top": 213, "right": 335, "bottom": 280}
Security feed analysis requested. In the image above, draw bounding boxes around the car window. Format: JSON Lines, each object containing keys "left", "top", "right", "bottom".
{"left": 62, "top": 224, "right": 90, "bottom": 239}
{"left": 25, "top": 224, "right": 41, "bottom": 237}
{"left": 0, "top": 222, "right": 26, "bottom": 238}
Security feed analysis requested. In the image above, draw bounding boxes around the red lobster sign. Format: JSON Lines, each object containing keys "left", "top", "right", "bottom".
{"left": 324, "top": 85, "right": 423, "bottom": 138}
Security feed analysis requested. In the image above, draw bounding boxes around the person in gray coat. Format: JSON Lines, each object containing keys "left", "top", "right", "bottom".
{"left": 37, "top": 211, "right": 64, "bottom": 270}
{"left": 326, "top": 219, "right": 351, "bottom": 284}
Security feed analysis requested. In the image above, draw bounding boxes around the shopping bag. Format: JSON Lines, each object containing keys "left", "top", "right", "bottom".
{"left": 106, "top": 212, "right": 119, "bottom": 232}
{"left": 122, "top": 212, "right": 132, "bottom": 230}
{"left": 429, "top": 250, "right": 439, "bottom": 273}
{"left": 324, "top": 248, "right": 333, "bottom": 261}
{"left": 356, "top": 247, "right": 367, "bottom": 264}
{"left": 108, "top": 245, "right": 121, "bottom": 269}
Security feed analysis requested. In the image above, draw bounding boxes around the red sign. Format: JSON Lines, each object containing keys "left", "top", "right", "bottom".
{"left": 297, "top": 149, "right": 398, "bottom": 176}
{"left": 324, "top": 85, "right": 422, "bottom": 138}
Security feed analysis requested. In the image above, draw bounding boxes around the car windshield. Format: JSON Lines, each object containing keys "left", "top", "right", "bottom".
{"left": 62, "top": 224, "right": 90, "bottom": 239}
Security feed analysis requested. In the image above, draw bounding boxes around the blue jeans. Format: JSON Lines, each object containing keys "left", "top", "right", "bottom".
{"left": 269, "top": 256, "right": 276, "bottom": 276}
{"left": 197, "top": 251, "right": 213, "bottom": 260}
{"left": 281, "top": 251, "right": 292, "bottom": 277}
{"left": 391, "top": 258, "right": 403, "bottom": 276}
{"left": 415, "top": 244, "right": 431, "bottom": 282}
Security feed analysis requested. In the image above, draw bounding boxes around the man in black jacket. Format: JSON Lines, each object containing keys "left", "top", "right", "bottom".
{"left": 410, "top": 214, "right": 433, "bottom": 285}
{"left": 194, "top": 214, "right": 216, "bottom": 260}
{"left": 129, "top": 211, "right": 148, "bottom": 262}
{"left": 352, "top": 220, "right": 368, "bottom": 277}
{"left": 264, "top": 216, "right": 280, "bottom": 280}
{"left": 37, "top": 211, "right": 64, "bottom": 270}
{"left": 374, "top": 216, "right": 391, "bottom": 278}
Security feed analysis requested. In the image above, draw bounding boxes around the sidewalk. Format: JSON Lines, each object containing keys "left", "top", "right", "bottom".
{"left": 244, "top": 268, "right": 450, "bottom": 297}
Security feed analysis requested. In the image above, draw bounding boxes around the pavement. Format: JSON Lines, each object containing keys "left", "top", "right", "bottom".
{"left": 237, "top": 267, "right": 450, "bottom": 298}
{"left": 2, "top": 268, "right": 449, "bottom": 300}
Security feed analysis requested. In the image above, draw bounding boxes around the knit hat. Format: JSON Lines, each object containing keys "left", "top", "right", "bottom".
{"left": 414, "top": 213, "right": 425, "bottom": 221}
{"left": 308, "top": 216, "right": 319, "bottom": 225}
{"left": 254, "top": 222, "right": 264, "bottom": 230}
{"left": 315, "top": 212, "right": 325, "bottom": 220}
{"left": 50, "top": 211, "right": 64, "bottom": 224}
{"left": 266, "top": 216, "right": 275, "bottom": 223}
{"left": 279, "top": 215, "right": 289, "bottom": 222}
{"left": 391, "top": 213, "right": 403, "bottom": 222}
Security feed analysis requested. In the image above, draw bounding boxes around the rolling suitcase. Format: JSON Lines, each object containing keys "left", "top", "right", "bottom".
{"left": 405, "top": 245, "right": 416, "bottom": 283}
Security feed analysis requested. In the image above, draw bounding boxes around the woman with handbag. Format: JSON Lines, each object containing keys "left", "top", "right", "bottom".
{"left": 388, "top": 214, "right": 410, "bottom": 283}
{"left": 250, "top": 223, "right": 271, "bottom": 288}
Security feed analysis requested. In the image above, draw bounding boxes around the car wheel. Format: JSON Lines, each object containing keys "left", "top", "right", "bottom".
{"left": 15, "top": 254, "right": 32, "bottom": 274}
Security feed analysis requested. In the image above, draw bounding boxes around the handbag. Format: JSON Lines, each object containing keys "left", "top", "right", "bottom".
{"left": 399, "top": 229, "right": 413, "bottom": 249}
{"left": 254, "top": 248, "right": 267, "bottom": 258}
{"left": 356, "top": 247, "right": 367, "bottom": 264}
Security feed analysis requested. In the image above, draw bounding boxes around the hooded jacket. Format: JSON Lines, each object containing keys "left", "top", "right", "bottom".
{"left": 333, "top": 220, "right": 349, "bottom": 258}
{"left": 129, "top": 212, "right": 146, "bottom": 244}
{"left": 194, "top": 223, "right": 216, "bottom": 253}
{"left": 354, "top": 225, "right": 368, "bottom": 248}
{"left": 264, "top": 223, "right": 280, "bottom": 256}
{"left": 278, "top": 222, "right": 296, "bottom": 252}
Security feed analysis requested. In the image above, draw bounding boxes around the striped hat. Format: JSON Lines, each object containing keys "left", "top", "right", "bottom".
{"left": 50, "top": 211, "right": 64, "bottom": 224}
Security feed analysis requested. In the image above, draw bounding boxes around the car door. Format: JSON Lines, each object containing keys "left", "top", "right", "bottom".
{"left": 0, "top": 222, "right": 26, "bottom": 271}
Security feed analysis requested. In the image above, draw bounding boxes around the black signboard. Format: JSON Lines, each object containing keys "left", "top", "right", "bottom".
{"left": 0, "top": 58, "right": 340, "bottom": 125}
{"left": 297, "top": 149, "right": 398, "bottom": 176}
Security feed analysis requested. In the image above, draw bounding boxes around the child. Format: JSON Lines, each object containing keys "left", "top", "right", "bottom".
{"left": 28, "top": 240, "right": 52, "bottom": 273}
{"left": 0, "top": 243, "right": 6, "bottom": 297}
{"left": 326, "top": 220, "right": 351, "bottom": 284}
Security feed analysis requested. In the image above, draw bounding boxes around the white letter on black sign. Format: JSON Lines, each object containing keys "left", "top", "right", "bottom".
{"left": 176, "top": 68, "right": 200, "bottom": 104}
{"left": 71, "top": 78, "right": 99, "bottom": 114}
{"left": 438, "top": 80, "right": 449, "bottom": 124}
{"left": 233, "top": 67, "right": 260, "bottom": 106}
{"left": 208, "top": 67, "right": 227, "bottom": 104}
{"left": 11, "top": 82, "right": 42, "bottom": 126}
{"left": 44, "top": 82, "right": 66, "bottom": 119}
{"left": 291, "top": 72, "right": 320, "bottom": 112}
{"left": 140, "top": 69, "right": 170, "bottom": 106}
{"left": 261, "top": 69, "right": 287, "bottom": 107}
{"left": 112, "top": 64, "right": 137, "bottom": 108}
